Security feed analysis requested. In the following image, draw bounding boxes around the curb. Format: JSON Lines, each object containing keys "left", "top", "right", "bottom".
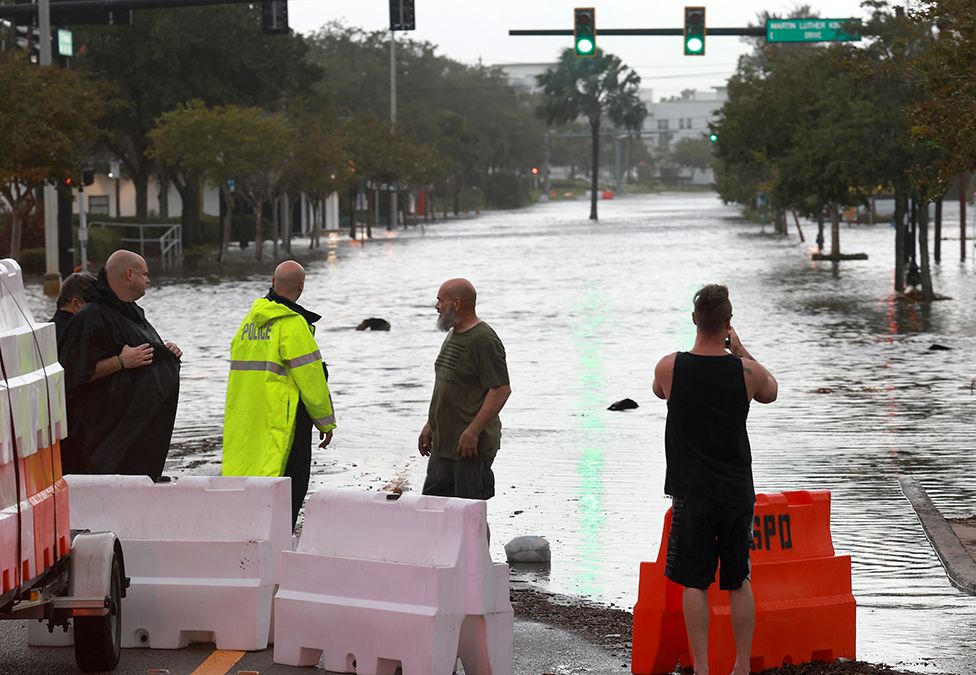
{"left": 899, "top": 475, "right": 976, "bottom": 595}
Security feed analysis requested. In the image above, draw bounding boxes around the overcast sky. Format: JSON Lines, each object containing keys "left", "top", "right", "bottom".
{"left": 287, "top": 0, "right": 890, "bottom": 100}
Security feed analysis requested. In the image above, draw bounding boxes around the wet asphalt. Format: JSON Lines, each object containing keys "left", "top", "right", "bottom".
{"left": 0, "top": 616, "right": 627, "bottom": 675}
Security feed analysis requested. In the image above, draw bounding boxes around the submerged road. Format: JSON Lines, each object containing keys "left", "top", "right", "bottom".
{"left": 17, "top": 191, "right": 976, "bottom": 673}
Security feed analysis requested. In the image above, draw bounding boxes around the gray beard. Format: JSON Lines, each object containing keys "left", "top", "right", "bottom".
{"left": 437, "top": 308, "right": 458, "bottom": 332}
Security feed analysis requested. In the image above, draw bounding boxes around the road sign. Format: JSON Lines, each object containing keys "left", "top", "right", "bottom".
{"left": 57, "top": 28, "right": 72, "bottom": 57}
{"left": 766, "top": 18, "right": 861, "bottom": 43}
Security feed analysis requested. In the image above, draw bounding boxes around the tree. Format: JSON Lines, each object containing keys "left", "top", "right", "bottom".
{"left": 75, "top": 5, "right": 319, "bottom": 232}
{"left": 282, "top": 111, "right": 354, "bottom": 249}
{"left": 909, "top": 0, "right": 976, "bottom": 189}
{"left": 304, "top": 24, "right": 545, "bottom": 209}
{"left": 537, "top": 49, "right": 646, "bottom": 220}
{"left": 0, "top": 54, "right": 111, "bottom": 257}
{"left": 148, "top": 101, "right": 292, "bottom": 261}
{"left": 670, "top": 137, "right": 713, "bottom": 183}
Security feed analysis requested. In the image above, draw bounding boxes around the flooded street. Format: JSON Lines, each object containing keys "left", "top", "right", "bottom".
{"left": 29, "top": 192, "right": 976, "bottom": 672}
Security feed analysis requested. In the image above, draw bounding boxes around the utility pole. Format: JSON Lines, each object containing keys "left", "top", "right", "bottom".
{"left": 389, "top": 28, "right": 397, "bottom": 230}
{"left": 961, "top": 173, "right": 968, "bottom": 262}
{"left": 543, "top": 130, "right": 551, "bottom": 199}
{"left": 39, "top": 0, "right": 60, "bottom": 296}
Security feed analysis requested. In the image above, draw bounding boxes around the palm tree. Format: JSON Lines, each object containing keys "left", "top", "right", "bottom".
{"left": 537, "top": 48, "right": 647, "bottom": 220}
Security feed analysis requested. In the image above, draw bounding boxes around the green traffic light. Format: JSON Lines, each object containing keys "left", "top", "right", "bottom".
{"left": 574, "top": 7, "right": 596, "bottom": 58}
{"left": 708, "top": 132, "right": 718, "bottom": 143}
{"left": 684, "top": 6, "right": 706, "bottom": 56}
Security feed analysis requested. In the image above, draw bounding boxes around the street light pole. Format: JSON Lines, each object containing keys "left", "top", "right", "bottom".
{"left": 389, "top": 28, "right": 398, "bottom": 229}
{"left": 39, "top": 0, "right": 61, "bottom": 296}
{"left": 78, "top": 186, "right": 88, "bottom": 272}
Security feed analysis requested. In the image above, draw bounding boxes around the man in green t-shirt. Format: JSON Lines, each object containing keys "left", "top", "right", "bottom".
{"left": 418, "top": 278, "right": 511, "bottom": 502}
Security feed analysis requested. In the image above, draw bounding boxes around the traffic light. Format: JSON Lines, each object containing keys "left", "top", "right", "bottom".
{"left": 708, "top": 132, "right": 718, "bottom": 143}
{"left": 574, "top": 8, "right": 596, "bottom": 57}
{"left": 389, "top": 0, "right": 416, "bottom": 32}
{"left": 530, "top": 166, "right": 540, "bottom": 175}
{"left": 684, "top": 6, "right": 706, "bottom": 56}
{"left": 262, "top": 0, "right": 289, "bottom": 35}
{"left": 14, "top": 23, "right": 40, "bottom": 63}
{"left": 82, "top": 166, "right": 95, "bottom": 186}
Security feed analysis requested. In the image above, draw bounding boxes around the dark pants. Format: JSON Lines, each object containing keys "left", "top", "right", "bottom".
{"left": 422, "top": 454, "right": 495, "bottom": 500}
{"left": 283, "top": 402, "right": 312, "bottom": 530}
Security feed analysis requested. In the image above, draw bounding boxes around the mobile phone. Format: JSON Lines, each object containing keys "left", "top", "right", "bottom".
{"left": 725, "top": 335, "right": 731, "bottom": 349}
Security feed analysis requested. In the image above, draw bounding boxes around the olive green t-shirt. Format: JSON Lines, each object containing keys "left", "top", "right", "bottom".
{"left": 429, "top": 321, "right": 509, "bottom": 460}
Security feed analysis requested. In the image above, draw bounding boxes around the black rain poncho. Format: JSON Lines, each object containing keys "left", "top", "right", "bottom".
{"left": 58, "top": 269, "right": 180, "bottom": 480}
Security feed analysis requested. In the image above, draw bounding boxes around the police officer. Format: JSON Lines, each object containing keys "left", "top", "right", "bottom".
{"left": 222, "top": 261, "right": 336, "bottom": 529}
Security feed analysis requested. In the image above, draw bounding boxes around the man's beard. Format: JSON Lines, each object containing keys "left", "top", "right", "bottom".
{"left": 437, "top": 306, "right": 458, "bottom": 332}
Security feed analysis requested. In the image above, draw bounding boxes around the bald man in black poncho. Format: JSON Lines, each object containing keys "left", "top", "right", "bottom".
{"left": 58, "top": 250, "right": 182, "bottom": 480}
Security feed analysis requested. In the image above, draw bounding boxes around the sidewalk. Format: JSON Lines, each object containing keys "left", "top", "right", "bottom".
{"left": 900, "top": 475, "right": 976, "bottom": 595}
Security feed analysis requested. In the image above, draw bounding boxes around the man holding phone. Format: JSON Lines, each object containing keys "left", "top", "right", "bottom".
{"left": 652, "top": 283, "right": 778, "bottom": 675}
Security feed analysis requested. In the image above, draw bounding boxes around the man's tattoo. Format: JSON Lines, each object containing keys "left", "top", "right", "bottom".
{"left": 743, "top": 367, "right": 753, "bottom": 375}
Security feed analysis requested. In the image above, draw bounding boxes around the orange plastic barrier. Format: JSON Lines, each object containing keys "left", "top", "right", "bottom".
{"left": 632, "top": 490, "right": 855, "bottom": 674}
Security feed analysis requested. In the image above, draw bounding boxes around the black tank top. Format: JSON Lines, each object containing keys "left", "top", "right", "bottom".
{"left": 664, "top": 352, "right": 754, "bottom": 505}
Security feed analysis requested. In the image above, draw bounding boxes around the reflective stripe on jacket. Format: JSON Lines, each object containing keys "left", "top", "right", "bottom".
{"left": 222, "top": 298, "right": 336, "bottom": 477}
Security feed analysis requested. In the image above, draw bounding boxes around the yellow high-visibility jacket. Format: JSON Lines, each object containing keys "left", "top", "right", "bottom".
{"left": 222, "top": 298, "right": 336, "bottom": 477}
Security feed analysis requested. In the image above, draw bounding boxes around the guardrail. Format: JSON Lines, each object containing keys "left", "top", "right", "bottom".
{"left": 89, "top": 222, "right": 182, "bottom": 267}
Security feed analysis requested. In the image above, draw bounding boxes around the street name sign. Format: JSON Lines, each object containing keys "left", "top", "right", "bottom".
{"left": 57, "top": 29, "right": 72, "bottom": 57}
{"left": 766, "top": 18, "right": 861, "bottom": 43}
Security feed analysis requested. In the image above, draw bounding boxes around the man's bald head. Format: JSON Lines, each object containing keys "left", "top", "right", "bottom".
{"left": 104, "top": 250, "right": 150, "bottom": 302}
{"left": 438, "top": 278, "right": 477, "bottom": 307}
{"left": 272, "top": 261, "right": 305, "bottom": 302}
{"left": 435, "top": 278, "right": 479, "bottom": 332}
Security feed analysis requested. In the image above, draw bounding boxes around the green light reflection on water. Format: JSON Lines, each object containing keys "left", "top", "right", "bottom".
{"left": 573, "top": 291, "right": 607, "bottom": 596}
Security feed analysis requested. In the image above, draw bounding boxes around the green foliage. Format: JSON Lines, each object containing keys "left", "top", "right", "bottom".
{"left": 74, "top": 5, "right": 321, "bottom": 219}
{"left": 670, "top": 137, "right": 714, "bottom": 173}
{"left": 908, "top": 0, "right": 976, "bottom": 195}
{"left": 0, "top": 53, "right": 114, "bottom": 256}
{"left": 16, "top": 248, "right": 45, "bottom": 275}
{"left": 484, "top": 172, "right": 531, "bottom": 210}
{"left": 304, "top": 24, "right": 545, "bottom": 207}
{"left": 79, "top": 226, "right": 123, "bottom": 266}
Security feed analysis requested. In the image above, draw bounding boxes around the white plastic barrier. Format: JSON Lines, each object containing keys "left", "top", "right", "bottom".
{"left": 54, "top": 474, "right": 291, "bottom": 650}
{"left": 273, "top": 490, "right": 513, "bottom": 675}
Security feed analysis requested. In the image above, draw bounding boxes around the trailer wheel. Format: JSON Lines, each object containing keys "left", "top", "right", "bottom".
{"left": 73, "top": 549, "right": 122, "bottom": 672}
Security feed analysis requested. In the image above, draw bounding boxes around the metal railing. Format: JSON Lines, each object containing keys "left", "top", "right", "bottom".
{"left": 89, "top": 222, "right": 183, "bottom": 267}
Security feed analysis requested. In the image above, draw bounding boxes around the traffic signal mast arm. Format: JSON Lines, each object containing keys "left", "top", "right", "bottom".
{"left": 509, "top": 26, "right": 765, "bottom": 37}
{"left": 0, "top": 0, "right": 271, "bottom": 21}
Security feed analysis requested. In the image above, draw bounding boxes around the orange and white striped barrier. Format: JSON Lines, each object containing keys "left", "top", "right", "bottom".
{"left": 0, "top": 259, "right": 69, "bottom": 601}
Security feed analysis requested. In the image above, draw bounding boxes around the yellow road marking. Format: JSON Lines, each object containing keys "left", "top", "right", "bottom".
{"left": 189, "top": 650, "right": 246, "bottom": 675}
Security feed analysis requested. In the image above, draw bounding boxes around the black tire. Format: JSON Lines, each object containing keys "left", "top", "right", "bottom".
{"left": 73, "top": 550, "right": 122, "bottom": 672}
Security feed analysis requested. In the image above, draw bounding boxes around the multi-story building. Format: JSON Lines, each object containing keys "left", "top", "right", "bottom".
{"left": 642, "top": 87, "right": 728, "bottom": 185}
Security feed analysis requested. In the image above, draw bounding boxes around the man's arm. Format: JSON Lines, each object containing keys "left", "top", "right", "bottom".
{"left": 456, "top": 384, "right": 512, "bottom": 459}
{"left": 281, "top": 323, "right": 336, "bottom": 434}
{"left": 652, "top": 353, "right": 676, "bottom": 400}
{"left": 89, "top": 343, "right": 154, "bottom": 383}
{"left": 418, "top": 421, "right": 432, "bottom": 456}
{"left": 728, "top": 327, "right": 777, "bottom": 403}
{"left": 743, "top": 359, "right": 778, "bottom": 403}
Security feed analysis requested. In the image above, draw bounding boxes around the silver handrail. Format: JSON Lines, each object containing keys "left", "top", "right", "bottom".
{"left": 88, "top": 222, "right": 183, "bottom": 267}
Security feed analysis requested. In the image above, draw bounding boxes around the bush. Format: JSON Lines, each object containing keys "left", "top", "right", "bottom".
{"left": 485, "top": 172, "right": 531, "bottom": 209}
{"left": 17, "top": 247, "right": 45, "bottom": 274}
{"left": 77, "top": 226, "right": 123, "bottom": 267}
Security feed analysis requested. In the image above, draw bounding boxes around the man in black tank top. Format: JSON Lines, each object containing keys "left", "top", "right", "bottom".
{"left": 652, "top": 284, "right": 778, "bottom": 675}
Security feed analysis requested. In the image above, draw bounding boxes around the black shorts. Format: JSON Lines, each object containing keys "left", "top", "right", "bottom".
{"left": 422, "top": 454, "right": 495, "bottom": 500}
{"left": 664, "top": 492, "right": 753, "bottom": 591}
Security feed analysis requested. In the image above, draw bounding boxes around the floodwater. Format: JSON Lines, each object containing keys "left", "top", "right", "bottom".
{"left": 27, "top": 193, "right": 976, "bottom": 673}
